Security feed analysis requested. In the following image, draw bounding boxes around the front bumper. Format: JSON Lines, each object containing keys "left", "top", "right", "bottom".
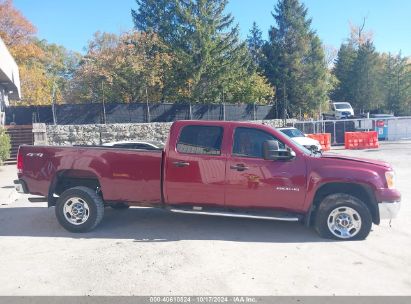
{"left": 14, "top": 179, "right": 29, "bottom": 194}
{"left": 378, "top": 201, "right": 401, "bottom": 220}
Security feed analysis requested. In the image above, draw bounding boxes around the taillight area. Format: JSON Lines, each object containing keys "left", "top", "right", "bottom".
{"left": 17, "top": 148, "right": 23, "bottom": 174}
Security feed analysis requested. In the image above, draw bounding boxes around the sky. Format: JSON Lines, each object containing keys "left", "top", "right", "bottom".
{"left": 13, "top": 0, "right": 411, "bottom": 56}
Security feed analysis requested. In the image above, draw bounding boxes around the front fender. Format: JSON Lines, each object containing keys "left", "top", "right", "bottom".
{"left": 304, "top": 164, "right": 382, "bottom": 211}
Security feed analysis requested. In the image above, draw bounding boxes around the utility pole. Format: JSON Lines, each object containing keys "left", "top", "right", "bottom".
{"left": 146, "top": 86, "right": 151, "bottom": 123}
{"left": 51, "top": 80, "right": 57, "bottom": 125}
{"left": 222, "top": 87, "right": 226, "bottom": 121}
{"left": 283, "top": 81, "right": 287, "bottom": 126}
{"left": 101, "top": 80, "right": 107, "bottom": 124}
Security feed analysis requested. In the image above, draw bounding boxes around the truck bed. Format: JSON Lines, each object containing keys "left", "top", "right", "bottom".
{"left": 18, "top": 145, "right": 163, "bottom": 204}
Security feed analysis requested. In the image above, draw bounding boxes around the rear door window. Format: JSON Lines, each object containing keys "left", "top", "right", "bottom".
{"left": 177, "top": 125, "right": 223, "bottom": 155}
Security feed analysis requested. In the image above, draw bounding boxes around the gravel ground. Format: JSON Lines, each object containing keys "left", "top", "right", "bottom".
{"left": 0, "top": 142, "right": 410, "bottom": 296}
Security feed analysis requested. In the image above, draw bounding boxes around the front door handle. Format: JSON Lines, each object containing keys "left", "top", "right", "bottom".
{"left": 173, "top": 161, "right": 190, "bottom": 168}
{"left": 230, "top": 164, "right": 249, "bottom": 171}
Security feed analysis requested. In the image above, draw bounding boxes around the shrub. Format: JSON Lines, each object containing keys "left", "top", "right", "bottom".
{"left": 0, "top": 127, "right": 11, "bottom": 165}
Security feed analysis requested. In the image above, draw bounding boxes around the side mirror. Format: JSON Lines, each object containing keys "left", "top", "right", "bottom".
{"left": 263, "top": 140, "right": 296, "bottom": 161}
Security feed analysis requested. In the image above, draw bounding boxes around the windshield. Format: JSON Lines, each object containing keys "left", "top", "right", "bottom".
{"left": 280, "top": 128, "right": 305, "bottom": 138}
{"left": 334, "top": 103, "right": 352, "bottom": 110}
{"left": 278, "top": 131, "right": 314, "bottom": 156}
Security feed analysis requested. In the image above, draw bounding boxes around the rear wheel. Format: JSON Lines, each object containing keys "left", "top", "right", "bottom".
{"left": 55, "top": 186, "right": 104, "bottom": 233}
{"left": 314, "top": 193, "right": 372, "bottom": 240}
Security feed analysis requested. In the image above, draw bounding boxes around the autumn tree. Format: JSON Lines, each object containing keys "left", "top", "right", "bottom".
{"left": 0, "top": 0, "right": 79, "bottom": 105}
{"left": 0, "top": 0, "right": 44, "bottom": 104}
{"left": 0, "top": 0, "right": 36, "bottom": 53}
{"left": 70, "top": 31, "right": 174, "bottom": 103}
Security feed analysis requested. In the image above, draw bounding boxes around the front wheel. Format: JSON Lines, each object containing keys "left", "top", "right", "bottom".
{"left": 314, "top": 193, "right": 372, "bottom": 240}
{"left": 55, "top": 186, "right": 104, "bottom": 233}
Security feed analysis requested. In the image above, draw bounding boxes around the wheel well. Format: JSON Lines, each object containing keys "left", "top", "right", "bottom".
{"left": 48, "top": 170, "right": 101, "bottom": 206}
{"left": 310, "top": 182, "right": 379, "bottom": 225}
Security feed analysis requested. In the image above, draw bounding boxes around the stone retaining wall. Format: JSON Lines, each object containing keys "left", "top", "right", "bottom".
{"left": 43, "top": 120, "right": 293, "bottom": 146}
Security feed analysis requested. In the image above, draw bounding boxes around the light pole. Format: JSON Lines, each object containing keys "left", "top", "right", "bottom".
{"left": 51, "top": 80, "right": 58, "bottom": 125}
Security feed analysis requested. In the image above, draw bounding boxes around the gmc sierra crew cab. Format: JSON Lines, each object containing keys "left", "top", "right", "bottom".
{"left": 14, "top": 120, "right": 401, "bottom": 240}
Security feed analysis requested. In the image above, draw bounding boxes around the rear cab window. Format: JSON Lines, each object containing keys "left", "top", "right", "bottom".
{"left": 177, "top": 125, "right": 224, "bottom": 156}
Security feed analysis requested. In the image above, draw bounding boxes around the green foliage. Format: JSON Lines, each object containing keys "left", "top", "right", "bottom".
{"left": 132, "top": 0, "right": 178, "bottom": 43}
{"left": 247, "top": 22, "right": 264, "bottom": 70}
{"left": 0, "top": 127, "right": 11, "bottom": 165}
{"left": 9, "top": 0, "right": 411, "bottom": 116}
{"left": 69, "top": 31, "right": 174, "bottom": 103}
{"left": 332, "top": 32, "right": 411, "bottom": 114}
{"left": 132, "top": 0, "right": 274, "bottom": 104}
{"left": 331, "top": 43, "right": 357, "bottom": 103}
{"left": 382, "top": 53, "right": 411, "bottom": 115}
{"left": 262, "top": 0, "right": 331, "bottom": 117}
{"left": 227, "top": 73, "right": 275, "bottom": 105}
{"left": 351, "top": 41, "right": 384, "bottom": 111}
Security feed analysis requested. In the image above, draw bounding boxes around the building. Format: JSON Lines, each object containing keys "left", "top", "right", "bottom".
{"left": 0, "top": 37, "right": 21, "bottom": 125}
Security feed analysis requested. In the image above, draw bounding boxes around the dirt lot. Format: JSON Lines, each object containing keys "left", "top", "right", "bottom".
{"left": 0, "top": 142, "right": 410, "bottom": 296}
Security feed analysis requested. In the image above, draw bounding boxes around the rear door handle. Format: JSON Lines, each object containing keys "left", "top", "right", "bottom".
{"left": 230, "top": 164, "right": 249, "bottom": 171}
{"left": 173, "top": 161, "right": 190, "bottom": 168}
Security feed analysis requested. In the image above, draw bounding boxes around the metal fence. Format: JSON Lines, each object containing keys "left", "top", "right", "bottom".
{"left": 5, "top": 103, "right": 276, "bottom": 125}
{"left": 292, "top": 116, "right": 411, "bottom": 145}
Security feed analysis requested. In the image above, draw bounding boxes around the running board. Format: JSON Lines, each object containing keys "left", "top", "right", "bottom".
{"left": 169, "top": 208, "right": 301, "bottom": 222}
{"left": 28, "top": 197, "right": 48, "bottom": 203}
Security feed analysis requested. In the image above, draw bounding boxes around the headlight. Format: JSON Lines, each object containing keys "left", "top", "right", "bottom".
{"left": 385, "top": 171, "right": 396, "bottom": 189}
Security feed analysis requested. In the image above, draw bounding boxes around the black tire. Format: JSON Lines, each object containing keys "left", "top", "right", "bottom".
{"left": 314, "top": 193, "right": 372, "bottom": 241}
{"left": 110, "top": 203, "right": 130, "bottom": 210}
{"left": 55, "top": 186, "right": 104, "bottom": 233}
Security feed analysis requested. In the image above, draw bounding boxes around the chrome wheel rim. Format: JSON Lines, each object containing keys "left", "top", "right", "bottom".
{"left": 63, "top": 197, "right": 90, "bottom": 225}
{"left": 327, "top": 206, "right": 362, "bottom": 239}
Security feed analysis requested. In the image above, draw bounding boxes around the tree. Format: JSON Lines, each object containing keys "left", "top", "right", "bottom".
{"left": 331, "top": 43, "right": 357, "bottom": 103}
{"left": 332, "top": 19, "right": 387, "bottom": 113}
{"left": 132, "top": 0, "right": 274, "bottom": 104}
{"left": 351, "top": 41, "right": 384, "bottom": 111}
{"left": 263, "top": 0, "right": 330, "bottom": 117}
{"left": 0, "top": 0, "right": 35, "bottom": 48}
{"left": 349, "top": 18, "right": 373, "bottom": 48}
{"left": 382, "top": 53, "right": 411, "bottom": 115}
{"left": 247, "top": 22, "right": 264, "bottom": 69}
{"left": 0, "top": 0, "right": 79, "bottom": 105}
{"left": 323, "top": 44, "right": 338, "bottom": 68}
{"left": 227, "top": 73, "right": 275, "bottom": 105}
{"left": 132, "top": 0, "right": 179, "bottom": 44}
{"left": 70, "top": 31, "right": 174, "bottom": 103}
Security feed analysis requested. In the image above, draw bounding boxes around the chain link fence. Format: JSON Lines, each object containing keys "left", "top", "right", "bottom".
{"left": 293, "top": 116, "right": 411, "bottom": 145}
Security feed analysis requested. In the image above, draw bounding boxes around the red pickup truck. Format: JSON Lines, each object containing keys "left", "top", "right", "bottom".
{"left": 14, "top": 120, "right": 401, "bottom": 240}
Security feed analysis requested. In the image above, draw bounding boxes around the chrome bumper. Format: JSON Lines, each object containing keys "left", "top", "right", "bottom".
{"left": 379, "top": 201, "right": 401, "bottom": 220}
